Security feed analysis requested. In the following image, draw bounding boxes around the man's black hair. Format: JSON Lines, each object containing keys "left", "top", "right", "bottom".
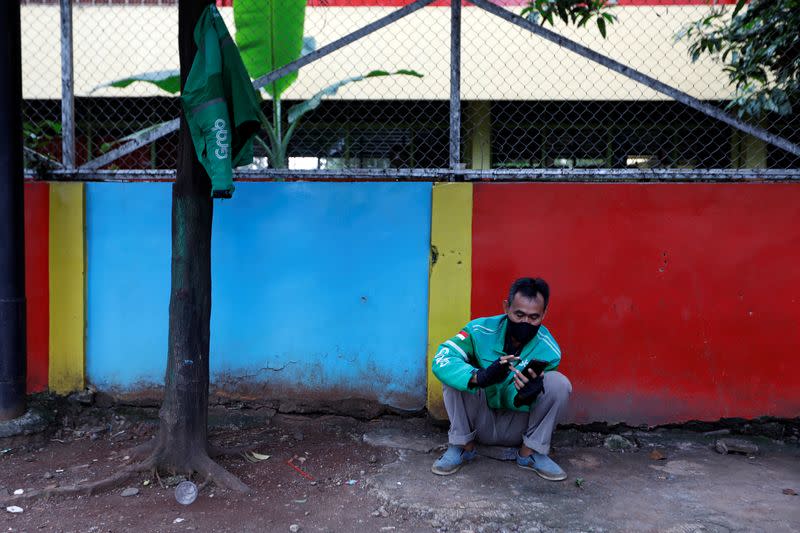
{"left": 507, "top": 277, "right": 550, "bottom": 309}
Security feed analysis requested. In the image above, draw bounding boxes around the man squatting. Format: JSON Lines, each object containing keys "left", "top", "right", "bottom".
{"left": 431, "top": 277, "right": 572, "bottom": 480}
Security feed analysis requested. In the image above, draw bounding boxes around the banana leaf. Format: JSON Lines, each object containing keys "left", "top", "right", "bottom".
{"left": 280, "top": 69, "right": 422, "bottom": 158}
{"left": 234, "top": 0, "right": 306, "bottom": 99}
{"left": 93, "top": 70, "right": 180, "bottom": 94}
{"left": 287, "top": 70, "right": 423, "bottom": 125}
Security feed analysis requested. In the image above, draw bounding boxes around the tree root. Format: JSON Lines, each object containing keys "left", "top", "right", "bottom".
{"left": 208, "top": 443, "right": 258, "bottom": 458}
{"left": 126, "top": 437, "right": 157, "bottom": 461}
{"left": 0, "top": 456, "right": 157, "bottom": 504}
{"left": 0, "top": 443, "right": 250, "bottom": 505}
{"left": 193, "top": 453, "right": 250, "bottom": 493}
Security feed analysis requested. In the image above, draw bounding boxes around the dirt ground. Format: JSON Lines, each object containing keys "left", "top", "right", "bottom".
{"left": 2, "top": 401, "right": 800, "bottom": 533}
{"left": 0, "top": 404, "right": 431, "bottom": 533}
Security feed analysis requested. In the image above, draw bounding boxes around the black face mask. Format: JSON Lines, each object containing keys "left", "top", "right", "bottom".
{"left": 507, "top": 318, "right": 540, "bottom": 345}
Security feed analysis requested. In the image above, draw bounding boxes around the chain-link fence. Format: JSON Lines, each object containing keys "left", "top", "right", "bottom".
{"left": 20, "top": 0, "right": 800, "bottom": 176}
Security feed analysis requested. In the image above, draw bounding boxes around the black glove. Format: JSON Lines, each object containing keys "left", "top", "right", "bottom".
{"left": 514, "top": 374, "right": 545, "bottom": 407}
{"left": 473, "top": 359, "right": 513, "bottom": 388}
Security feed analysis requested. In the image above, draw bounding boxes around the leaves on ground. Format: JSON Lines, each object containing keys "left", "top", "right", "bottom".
{"left": 649, "top": 449, "right": 667, "bottom": 461}
{"left": 242, "top": 451, "right": 271, "bottom": 463}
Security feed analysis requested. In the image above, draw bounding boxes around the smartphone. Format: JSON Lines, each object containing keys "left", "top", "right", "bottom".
{"left": 519, "top": 359, "right": 548, "bottom": 378}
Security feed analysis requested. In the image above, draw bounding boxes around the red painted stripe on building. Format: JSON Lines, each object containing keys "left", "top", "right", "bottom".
{"left": 24, "top": 182, "right": 50, "bottom": 394}
{"left": 22, "top": 0, "right": 741, "bottom": 6}
{"left": 471, "top": 183, "right": 800, "bottom": 424}
{"left": 216, "top": 0, "right": 736, "bottom": 7}
{"left": 25, "top": 0, "right": 738, "bottom": 4}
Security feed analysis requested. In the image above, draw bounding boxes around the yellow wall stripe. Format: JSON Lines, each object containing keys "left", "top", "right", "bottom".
{"left": 49, "top": 183, "right": 85, "bottom": 393}
{"left": 427, "top": 183, "right": 473, "bottom": 419}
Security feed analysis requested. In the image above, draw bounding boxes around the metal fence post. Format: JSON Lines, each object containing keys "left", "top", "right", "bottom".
{"left": 449, "top": 0, "right": 462, "bottom": 171}
{"left": 0, "top": 0, "right": 27, "bottom": 421}
{"left": 60, "top": 0, "right": 75, "bottom": 169}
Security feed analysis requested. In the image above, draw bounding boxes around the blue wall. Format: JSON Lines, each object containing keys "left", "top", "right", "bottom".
{"left": 86, "top": 182, "right": 432, "bottom": 409}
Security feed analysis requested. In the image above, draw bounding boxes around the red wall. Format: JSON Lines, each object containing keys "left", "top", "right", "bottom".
{"left": 472, "top": 183, "right": 800, "bottom": 424}
{"left": 24, "top": 182, "right": 49, "bottom": 393}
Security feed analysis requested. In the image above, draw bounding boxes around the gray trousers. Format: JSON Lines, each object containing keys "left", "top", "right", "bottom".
{"left": 442, "top": 371, "right": 572, "bottom": 456}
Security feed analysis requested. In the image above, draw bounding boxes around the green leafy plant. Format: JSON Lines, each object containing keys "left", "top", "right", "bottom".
{"left": 95, "top": 69, "right": 181, "bottom": 94}
{"left": 522, "top": 0, "right": 617, "bottom": 38}
{"left": 23, "top": 120, "right": 61, "bottom": 150}
{"left": 232, "top": 0, "right": 422, "bottom": 168}
{"left": 22, "top": 120, "right": 62, "bottom": 172}
{"left": 235, "top": 0, "right": 306, "bottom": 101}
{"left": 678, "top": 0, "right": 799, "bottom": 117}
{"left": 100, "top": 0, "right": 423, "bottom": 169}
{"left": 253, "top": 68, "right": 422, "bottom": 169}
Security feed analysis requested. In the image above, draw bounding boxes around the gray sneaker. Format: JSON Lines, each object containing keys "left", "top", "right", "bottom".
{"left": 516, "top": 452, "right": 567, "bottom": 481}
{"left": 431, "top": 445, "right": 477, "bottom": 476}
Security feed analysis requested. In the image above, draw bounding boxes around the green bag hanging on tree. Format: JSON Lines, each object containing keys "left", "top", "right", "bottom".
{"left": 181, "top": 5, "right": 261, "bottom": 198}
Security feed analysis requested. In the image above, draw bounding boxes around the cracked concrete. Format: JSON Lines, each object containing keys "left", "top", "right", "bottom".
{"left": 363, "top": 424, "right": 800, "bottom": 532}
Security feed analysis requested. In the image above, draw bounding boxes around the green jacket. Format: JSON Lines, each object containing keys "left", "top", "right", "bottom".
{"left": 432, "top": 314, "right": 562, "bottom": 412}
{"left": 181, "top": 5, "right": 261, "bottom": 198}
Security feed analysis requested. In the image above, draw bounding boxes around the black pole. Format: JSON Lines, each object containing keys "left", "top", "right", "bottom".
{"left": 0, "top": 0, "right": 27, "bottom": 421}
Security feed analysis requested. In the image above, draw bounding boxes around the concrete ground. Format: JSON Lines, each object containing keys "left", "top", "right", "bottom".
{"left": 363, "top": 421, "right": 800, "bottom": 533}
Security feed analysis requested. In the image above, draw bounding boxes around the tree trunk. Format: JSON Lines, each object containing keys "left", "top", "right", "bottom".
{"left": 145, "top": 0, "right": 248, "bottom": 491}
